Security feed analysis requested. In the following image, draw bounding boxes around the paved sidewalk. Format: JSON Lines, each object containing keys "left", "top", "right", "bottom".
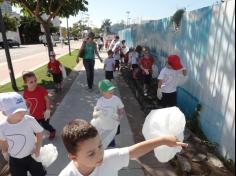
{"left": 45, "top": 53, "right": 147, "bottom": 175}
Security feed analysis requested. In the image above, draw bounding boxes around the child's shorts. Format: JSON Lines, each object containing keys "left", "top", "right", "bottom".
{"left": 52, "top": 73, "right": 62, "bottom": 83}
{"left": 132, "top": 64, "right": 139, "bottom": 69}
{"left": 115, "top": 60, "right": 120, "bottom": 68}
{"left": 105, "top": 71, "right": 114, "bottom": 80}
{"left": 161, "top": 92, "right": 177, "bottom": 107}
{"left": 9, "top": 155, "right": 47, "bottom": 176}
{"left": 143, "top": 74, "right": 152, "bottom": 85}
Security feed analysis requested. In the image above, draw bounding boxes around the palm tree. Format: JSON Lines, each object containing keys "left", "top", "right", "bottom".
{"left": 101, "top": 19, "right": 112, "bottom": 34}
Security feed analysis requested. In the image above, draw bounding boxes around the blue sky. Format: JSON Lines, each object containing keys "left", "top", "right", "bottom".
{"left": 60, "top": 0, "right": 218, "bottom": 27}
{"left": 14, "top": 0, "right": 218, "bottom": 28}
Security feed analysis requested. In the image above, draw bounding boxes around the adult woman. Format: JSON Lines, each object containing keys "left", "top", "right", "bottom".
{"left": 80, "top": 32, "right": 103, "bottom": 91}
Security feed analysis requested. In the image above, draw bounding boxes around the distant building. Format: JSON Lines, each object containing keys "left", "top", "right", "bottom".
{"left": 0, "top": 0, "right": 12, "bottom": 15}
{"left": 0, "top": 0, "right": 21, "bottom": 43}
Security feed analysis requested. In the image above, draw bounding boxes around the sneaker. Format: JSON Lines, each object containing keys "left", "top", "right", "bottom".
{"left": 49, "top": 130, "right": 56, "bottom": 140}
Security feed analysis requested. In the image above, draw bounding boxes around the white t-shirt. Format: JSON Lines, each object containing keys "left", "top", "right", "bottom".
{"left": 59, "top": 147, "right": 130, "bottom": 176}
{"left": 0, "top": 115, "right": 43, "bottom": 158}
{"left": 96, "top": 96, "right": 124, "bottom": 121}
{"left": 112, "top": 42, "right": 121, "bottom": 61}
{"left": 158, "top": 67, "right": 186, "bottom": 93}
{"left": 129, "top": 51, "right": 139, "bottom": 65}
{"left": 104, "top": 58, "right": 115, "bottom": 71}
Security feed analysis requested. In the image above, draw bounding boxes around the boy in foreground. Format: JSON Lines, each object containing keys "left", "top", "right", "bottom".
{"left": 0, "top": 92, "right": 46, "bottom": 176}
{"left": 59, "top": 119, "right": 188, "bottom": 176}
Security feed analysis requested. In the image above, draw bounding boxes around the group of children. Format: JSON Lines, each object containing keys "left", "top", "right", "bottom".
{"left": 0, "top": 51, "right": 63, "bottom": 175}
{"left": 0, "top": 76, "right": 188, "bottom": 176}
{"left": 0, "top": 42, "right": 188, "bottom": 175}
{"left": 59, "top": 79, "right": 188, "bottom": 176}
{"left": 103, "top": 38, "right": 188, "bottom": 108}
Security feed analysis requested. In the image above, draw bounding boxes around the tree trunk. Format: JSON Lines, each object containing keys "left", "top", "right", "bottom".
{"left": 42, "top": 22, "right": 54, "bottom": 57}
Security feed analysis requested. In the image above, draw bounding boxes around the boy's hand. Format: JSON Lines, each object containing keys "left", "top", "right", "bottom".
{"left": 162, "top": 135, "right": 188, "bottom": 148}
{"left": 44, "top": 109, "right": 51, "bottom": 120}
{"left": 100, "top": 58, "right": 103, "bottom": 63}
{"left": 144, "top": 69, "right": 149, "bottom": 75}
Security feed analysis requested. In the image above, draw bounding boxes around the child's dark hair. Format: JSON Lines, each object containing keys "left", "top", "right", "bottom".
{"left": 135, "top": 45, "right": 142, "bottom": 53}
{"left": 129, "top": 47, "right": 134, "bottom": 52}
{"left": 22, "top": 71, "right": 36, "bottom": 83}
{"left": 107, "top": 49, "right": 113, "bottom": 55}
{"left": 61, "top": 119, "right": 98, "bottom": 155}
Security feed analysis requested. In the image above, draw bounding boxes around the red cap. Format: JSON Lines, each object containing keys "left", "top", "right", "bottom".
{"left": 167, "top": 55, "right": 183, "bottom": 70}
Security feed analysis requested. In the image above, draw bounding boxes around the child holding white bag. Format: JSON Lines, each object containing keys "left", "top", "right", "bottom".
{"left": 91, "top": 79, "right": 125, "bottom": 148}
{"left": 0, "top": 92, "right": 47, "bottom": 176}
{"left": 157, "top": 55, "right": 187, "bottom": 107}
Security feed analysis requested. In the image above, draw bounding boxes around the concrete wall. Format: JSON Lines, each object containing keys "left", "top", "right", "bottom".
{"left": 119, "top": 0, "right": 235, "bottom": 160}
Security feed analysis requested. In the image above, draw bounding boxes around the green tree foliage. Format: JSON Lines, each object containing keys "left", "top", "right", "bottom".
{"left": 101, "top": 19, "right": 112, "bottom": 34}
{"left": 71, "top": 23, "right": 80, "bottom": 37}
{"left": 2, "top": 14, "right": 18, "bottom": 31}
{"left": 19, "top": 16, "right": 59, "bottom": 44}
{"left": 19, "top": 16, "right": 41, "bottom": 44}
{"left": 1, "top": 0, "right": 88, "bottom": 54}
{"left": 92, "top": 27, "right": 101, "bottom": 38}
{"left": 110, "top": 21, "right": 125, "bottom": 34}
{"left": 171, "top": 9, "right": 186, "bottom": 30}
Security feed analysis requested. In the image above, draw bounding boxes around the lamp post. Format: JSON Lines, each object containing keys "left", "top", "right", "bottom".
{"left": 66, "top": 17, "right": 71, "bottom": 56}
{"left": 0, "top": 8, "right": 18, "bottom": 91}
{"left": 126, "top": 11, "right": 130, "bottom": 27}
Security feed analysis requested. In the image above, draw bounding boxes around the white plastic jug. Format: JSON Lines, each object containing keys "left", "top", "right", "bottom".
{"left": 142, "top": 107, "right": 186, "bottom": 163}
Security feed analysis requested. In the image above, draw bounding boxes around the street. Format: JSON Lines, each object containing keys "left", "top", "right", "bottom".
{"left": 0, "top": 41, "right": 80, "bottom": 86}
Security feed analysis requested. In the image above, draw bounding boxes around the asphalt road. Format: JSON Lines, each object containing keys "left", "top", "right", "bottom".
{"left": 0, "top": 41, "right": 80, "bottom": 86}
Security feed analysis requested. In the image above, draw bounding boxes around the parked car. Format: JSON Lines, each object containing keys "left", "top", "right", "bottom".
{"left": 0, "top": 39, "right": 20, "bottom": 48}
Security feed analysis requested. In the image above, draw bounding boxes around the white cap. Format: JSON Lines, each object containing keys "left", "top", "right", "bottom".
{"left": 0, "top": 92, "right": 28, "bottom": 117}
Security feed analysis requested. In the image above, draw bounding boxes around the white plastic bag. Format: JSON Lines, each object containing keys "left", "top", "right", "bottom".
{"left": 32, "top": 144, "right": 58, "bottom": 167}
{"left": 91, "top": 107, "right": 119, "bottom": 148}
{"left": 59, "top": 65, "right": 67, "bottom": 79}
{"left": 91, "top": 107, "right": 119, "bottom": 130}
{"left": 142, "top": 107, "right": 186, "bottom": 163}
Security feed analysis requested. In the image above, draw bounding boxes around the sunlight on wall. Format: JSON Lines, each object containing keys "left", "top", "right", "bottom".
{"left": 119, "top": 0, "right": 235, "bottom": 160}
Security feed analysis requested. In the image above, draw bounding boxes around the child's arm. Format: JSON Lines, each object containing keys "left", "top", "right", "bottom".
{"left": 34, "top": 132, "right": 43, "bottom": 158}
{"left": 44, "top": 95, "right": 51, "bottom": 120}
{"left": 118, "top": 108, "right": 125, "bottom": 121}
{"left": 94, "top": 43, "right": 103, "bottom": 62}
{"left": 129, "top": 135, "right": 188, "bottom": 159}
{"left": 158, "top": 79, "right": 163, "bottom": 89}
{"left": 157, "top": 80, "right": 163, "bottom": 100}
{"left": 104, "top": 64, "right": 106, "bottom": 71}
{"left": 0, "top": 140, "right": 9, "bottom": 161}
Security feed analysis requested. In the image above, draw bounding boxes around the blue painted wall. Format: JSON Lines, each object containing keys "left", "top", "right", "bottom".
{"left": 119, "top": 1, "right": 235, "bottom": 160}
